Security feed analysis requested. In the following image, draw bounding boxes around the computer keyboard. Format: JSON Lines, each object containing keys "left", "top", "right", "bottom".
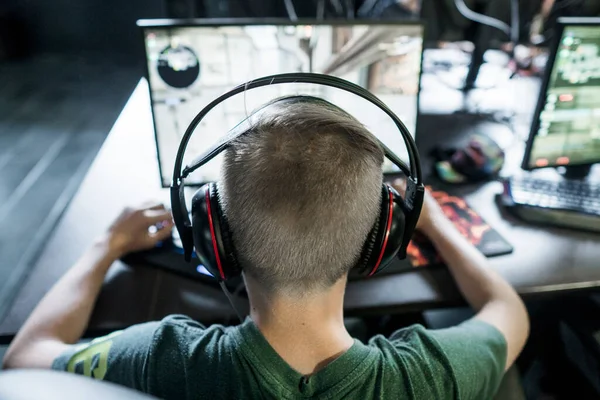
{"left": 503, "top": 175, "right": 600, "bottom": 232}
{"left": 508, "top": 176, "right": 600, "bottom": 214}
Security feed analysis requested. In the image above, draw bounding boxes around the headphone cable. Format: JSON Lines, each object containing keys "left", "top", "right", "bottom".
{"left": 510, "top": 0, "right": 520, "bottom": 49}
{"left": 453, "top": 0, "right": 512, "bottom": 36}
{"left": 357, "top": 0, "right": 378, "bottom": 16}
{"left": 344, "top": 0, "right": 354, "bottom": 19}
{"left": 219, "top": 281, "right": 245, "bottom": 324}
{"left": 283, "top": 0, "right": 299, "bottom": 21}
{"left": 317, "top": 0, "right": 326, "bottom": 20}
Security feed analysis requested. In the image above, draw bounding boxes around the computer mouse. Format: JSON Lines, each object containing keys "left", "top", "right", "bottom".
{"left": 432, "top": 134, "right": 504, "bottom": 184}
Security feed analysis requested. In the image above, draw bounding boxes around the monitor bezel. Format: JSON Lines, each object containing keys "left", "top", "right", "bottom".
{"left": 137, "top": 18, "right": 426, "bottom": 188}
{"left": 522, "top": 17, "right": 600, "bottom": 171}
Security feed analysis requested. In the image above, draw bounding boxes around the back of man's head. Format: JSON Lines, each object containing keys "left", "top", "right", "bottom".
{"left": 220, "top": 98, "right": 384, "bottom": 295}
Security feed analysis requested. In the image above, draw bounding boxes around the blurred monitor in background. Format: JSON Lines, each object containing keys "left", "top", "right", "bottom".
{"left": 138, "top": 20, "right": 424, "bottom": 187}
{"left": 524, "top": 17, "right": 600, "bottom": 172}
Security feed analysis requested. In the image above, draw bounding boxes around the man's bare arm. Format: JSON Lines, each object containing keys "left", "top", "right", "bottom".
{"left": 2, "top": 241, "right": 119, "bottom": 369}
{"left": 424, "top": 213, "right": 529, "bottom": 370}
{"left": 3, "top": 204, "right": 172, "bottom": 370}
{"left": 394, "top": 181, "right": 529, "bottom": 371}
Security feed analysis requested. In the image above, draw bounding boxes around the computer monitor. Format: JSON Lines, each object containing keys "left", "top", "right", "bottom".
{"left": 138, "top": 19, "right": 425, "bottom": 187}
{"left": 523, "top": 17, "right": 600, "bottom": 177}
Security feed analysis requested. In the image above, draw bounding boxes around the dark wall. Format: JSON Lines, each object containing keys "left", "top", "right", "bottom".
{"left": 2, "top": 0, "right": 292, "bottom": 61}
{"left": 1, "top": 0, "right": 335, "bottom": 61}
{"left": 4, "top": 0, "right": 164, "bottom": 60}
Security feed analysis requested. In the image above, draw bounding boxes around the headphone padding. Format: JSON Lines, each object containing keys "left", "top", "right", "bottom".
{"left": 371, "top": 185, "right": 406, "bottom": 275}
{"left": 212, "top": 184, "right": 242, "bottom": 278}
{"left": 355, "top": 220, "right": 381, "bottom": 274}
{"left": 355, "top": 184, "right": 407, "bottom": 276}
{"left": 354, "top": 184, "right": 389, "bottom": 275}
{"left": 191, "top": 184, "right": 224, "bottom": 279}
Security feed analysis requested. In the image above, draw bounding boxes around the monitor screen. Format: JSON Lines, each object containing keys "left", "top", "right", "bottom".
{"left": 140, "top": 21, "right": 424, "bottom": 186}
{"left": 526, "top": 20, "right": 600, "bottom": 169}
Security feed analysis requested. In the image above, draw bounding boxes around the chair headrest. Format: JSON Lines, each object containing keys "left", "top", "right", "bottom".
{"left": 0, "top": 370, "right": 157, "bottom": 400}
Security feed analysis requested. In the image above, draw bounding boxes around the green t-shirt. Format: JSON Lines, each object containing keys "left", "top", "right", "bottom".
{"left": 52, "top": 315, "right": 506, "bottom": 399}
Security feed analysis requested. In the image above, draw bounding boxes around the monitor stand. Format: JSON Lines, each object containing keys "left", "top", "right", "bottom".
{"left": 559, "top": 165, "right": 593, "bottom": 180}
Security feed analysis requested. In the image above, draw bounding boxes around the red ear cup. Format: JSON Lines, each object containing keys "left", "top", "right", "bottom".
{"left": 355, "top": 184, "right": 407, "bottom": 277}
{"left": 212, "top": 186, "right": 242, "bottom": 277}
{"left": 190, "top": 183, "right": 241, "bottom": 281}
{"left": 191, "top": 181, "right": 418, "bottom": 280}
{"left": 191, "top": 180, "right": 416, "bottom": 280}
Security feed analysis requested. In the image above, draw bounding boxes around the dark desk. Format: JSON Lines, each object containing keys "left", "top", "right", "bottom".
{"left": 1, "top": 79, "right": 599, "bottom": 341}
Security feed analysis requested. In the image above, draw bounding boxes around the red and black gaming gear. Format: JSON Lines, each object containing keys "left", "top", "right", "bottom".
{"left": 171, "top": 73, "right": 424, "bottom": 281}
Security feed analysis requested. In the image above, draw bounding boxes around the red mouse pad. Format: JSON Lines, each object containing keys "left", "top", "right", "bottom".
{"left": 406, "top": 188, "right": 513, "bottom": 267}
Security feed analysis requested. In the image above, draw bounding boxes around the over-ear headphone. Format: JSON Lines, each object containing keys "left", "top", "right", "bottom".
{"left": 171, "top": 73, "right": 424, "bottom": 281}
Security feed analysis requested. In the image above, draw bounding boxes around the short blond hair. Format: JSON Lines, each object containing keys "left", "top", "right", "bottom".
{"left": 220, "top": 98, "right": 384, "bottom": 294}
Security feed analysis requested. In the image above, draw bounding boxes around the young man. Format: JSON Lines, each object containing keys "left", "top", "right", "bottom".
{"left": 4, "top": 99, "right": 529, "bottom": 399}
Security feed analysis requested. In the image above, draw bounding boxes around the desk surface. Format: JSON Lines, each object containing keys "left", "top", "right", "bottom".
{"left": 2, "top": 79, "right": 600, "bottom": 340}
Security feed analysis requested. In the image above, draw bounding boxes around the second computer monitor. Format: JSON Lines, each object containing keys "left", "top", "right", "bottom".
{"left": 524, "top": 17, "right": 600, "bottom": 172}
{"left": 138, "top": 20, "right": 425, "bottom": 187}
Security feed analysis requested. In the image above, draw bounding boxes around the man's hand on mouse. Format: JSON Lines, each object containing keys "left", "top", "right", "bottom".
{"left": 105, "top": 202, "right": 174, "bottom": 258}
{"left": 391, "top": 179, "right": 445, "bottom": 236}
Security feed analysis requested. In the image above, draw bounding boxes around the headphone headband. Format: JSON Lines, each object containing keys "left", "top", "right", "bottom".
{"left": 172, "top": 73, "right": 422, "bottom": 186}
{"left": 171, "top": 73, "right": 423, "bottom": 262}
{"left": 181, "top": 95, "right": 412, "bottom": 181}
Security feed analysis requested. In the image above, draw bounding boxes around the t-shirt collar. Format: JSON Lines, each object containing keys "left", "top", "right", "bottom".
{"left": 231, "top": 318, "right": 375, "bottom": 397}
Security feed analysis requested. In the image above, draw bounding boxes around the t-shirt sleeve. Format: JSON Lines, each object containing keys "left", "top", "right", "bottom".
{"left": 427, "top": 319, "right": 508, "bottom": 400}
{"left": 52, "top": 315, "right": 221, "bottom": 398}
{"left": 51, "top": 321, "right": 161, "bottom": 392}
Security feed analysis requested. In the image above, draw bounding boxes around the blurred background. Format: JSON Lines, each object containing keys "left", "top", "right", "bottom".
{"left": 1, "top": 1, "right": 600, "bottom": 397}
{"left": 1, "top": 0, "right": 599, "bottom": 335}
{"left": 2, "top": 1, "right": 600, "bottom": 65}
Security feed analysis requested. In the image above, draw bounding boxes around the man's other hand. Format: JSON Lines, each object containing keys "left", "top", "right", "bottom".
{"left": 391, "top": 179, "right": 445, "bottom": 235}
{"left": 106, "top": 203, "right": 173, "bottom": 258}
